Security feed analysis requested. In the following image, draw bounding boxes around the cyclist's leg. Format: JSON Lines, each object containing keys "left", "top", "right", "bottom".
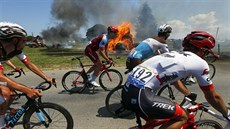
{"left": 0, "top": 86, "right": 11, "bottom": 126}
{"left": 122, "top": 84, "right": 188, "bottom": 129}
{"left": 85, "top": 47, "right": 101, "bottom": 76}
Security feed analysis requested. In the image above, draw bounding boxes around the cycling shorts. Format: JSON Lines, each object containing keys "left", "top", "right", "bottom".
{"left": 84, "top": 46, "right": 100, "bottom": 63}
{"left": 121, "top": 83, "right": 183, "bottom": 119}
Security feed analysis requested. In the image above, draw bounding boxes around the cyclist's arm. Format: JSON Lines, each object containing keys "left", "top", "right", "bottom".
{"left": 0, "top": 66, "right": 41, "bottom": 98}
{"left": 98, "top": 47, "right": 109, "bottom": 61}
{"left": 23, "top": 60, "right": 53, "bottom": 82}
{"left": 105, "top": 44, "right": 109, "bottom": 58}
{"left": 202, "top": 85, "right": 228, "bottom": 116}
{"left": 4, "top": 60, "right": 17, "bottom": 69}
{"left": 172, "top": 80, "right": 191, "bottom": 96}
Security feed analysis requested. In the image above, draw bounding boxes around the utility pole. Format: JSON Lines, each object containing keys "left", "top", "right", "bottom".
{"left": 215, "top": 27, "right": 220, "bottom": 55}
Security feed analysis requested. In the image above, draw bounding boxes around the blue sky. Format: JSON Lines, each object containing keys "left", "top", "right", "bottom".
{"left": 0, "top": 0, "right": 229, "bottom": 40}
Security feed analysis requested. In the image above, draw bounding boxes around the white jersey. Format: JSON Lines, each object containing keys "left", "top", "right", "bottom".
{"left": 142, "top": 38, "right": 169, "bottom": 54}
{"left": 127, "top": 51, "right": 212, "bottom": 93}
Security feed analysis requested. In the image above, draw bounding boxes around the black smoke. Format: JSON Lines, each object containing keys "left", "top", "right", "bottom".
{"left": 41, "top": 0, "right": 158, "bottom": 46}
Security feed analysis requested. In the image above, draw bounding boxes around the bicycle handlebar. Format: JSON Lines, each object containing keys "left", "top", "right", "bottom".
{"left": 5, "top": 69, "right": 25, "bottom": 78}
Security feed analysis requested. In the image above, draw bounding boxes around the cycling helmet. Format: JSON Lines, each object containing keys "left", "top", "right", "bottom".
{"left": 0, "top": 22, "right": 27, "bottom": 39}
{"left": 107, "top": 26, "right": 118, "bottom": 33}
{"left": 182, "top": 30, "right": 215, "bottom": 50}
{"left": 158, "top": 24, "right": 172, "bottom": 33}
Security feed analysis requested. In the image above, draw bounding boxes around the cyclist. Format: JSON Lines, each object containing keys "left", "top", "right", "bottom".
{"left": 0, "top": 22, "right": 55, "bottom": 128}
{"left": 84, "top": 26, "right": 118, "bottom": 87}
{"left": 122, "top": 30, "right": 230, "bottom": 129}
{"left": 126, "top": 24, "right": 172, "bottom": 72}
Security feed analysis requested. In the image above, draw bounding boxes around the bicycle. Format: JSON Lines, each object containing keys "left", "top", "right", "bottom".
{"left": 105, "top": 84, "right": 134, "bottom": 118}
{"left": 157, "top": 61, "right": 216, "bottom": 106}
{"left": 62, "top": 56, "right": 123, "bottom": 93}
{"left": 3, "top": 79, "right": 74, "bottom": 129}
{"left": 129, "top": 97, "right": 227, "bottom": 129}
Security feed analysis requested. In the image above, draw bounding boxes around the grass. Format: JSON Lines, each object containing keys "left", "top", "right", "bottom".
{"left": 4, "top": 46, "right": 128, "bottom": 71}
{"left": 4, "top": 46, "right": 230, "bottom": 71}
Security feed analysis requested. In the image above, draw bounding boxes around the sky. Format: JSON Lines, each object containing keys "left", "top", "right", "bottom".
{"left": 0, "top": 0, "right": 230, "bottom": 40}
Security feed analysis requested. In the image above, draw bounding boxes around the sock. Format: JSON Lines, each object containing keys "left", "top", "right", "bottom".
{"left": 91, "top": 75, "right": 97, "bottom": 81}
{"left": 0, "top": 115, "right": 5, "bottom": 127}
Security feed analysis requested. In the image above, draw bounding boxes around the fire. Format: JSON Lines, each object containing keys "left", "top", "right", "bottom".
{"left": 108, "top": 22, "right": 135, "bottom": 51}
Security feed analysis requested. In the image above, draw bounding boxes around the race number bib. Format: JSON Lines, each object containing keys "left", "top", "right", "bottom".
{"left": 128, "top": 66, "right": 157, "bottom": 89}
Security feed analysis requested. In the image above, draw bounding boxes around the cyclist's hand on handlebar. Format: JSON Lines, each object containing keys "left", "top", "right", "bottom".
{"left": 45, "top": 77, "right": 57, "bottom": 87}
{"left": 185, "top": 92, "right": 197, "bottom": 102}
{"left": 106, "top": 57, "right": 113, "bottom": 64}
{"left": 26, "top": 89, "right": 42, "bottom": 99}
{"left": 15, "top": 67, "right": 25, "bottom": 75}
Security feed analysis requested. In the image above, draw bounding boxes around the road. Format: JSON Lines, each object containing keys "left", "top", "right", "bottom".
{"left": 10, "top": 62, "right": 230, "bottom": 129}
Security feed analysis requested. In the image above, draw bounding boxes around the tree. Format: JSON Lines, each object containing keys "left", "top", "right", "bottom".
{"left": 86, "top": 24, "right": 106, "bottom": 40}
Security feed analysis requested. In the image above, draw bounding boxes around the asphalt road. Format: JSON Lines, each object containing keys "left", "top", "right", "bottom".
{"left": 9, "top": 62, "right": 230, "bottom": 129}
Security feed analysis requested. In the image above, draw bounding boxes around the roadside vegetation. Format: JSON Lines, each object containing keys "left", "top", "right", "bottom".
{"left": 4, "top": 46, "right": 128, "bottom": 71}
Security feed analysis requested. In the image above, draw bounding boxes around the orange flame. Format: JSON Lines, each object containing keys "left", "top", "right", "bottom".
{"left": 108, "top": 22, "right": 135, "bottom": 51}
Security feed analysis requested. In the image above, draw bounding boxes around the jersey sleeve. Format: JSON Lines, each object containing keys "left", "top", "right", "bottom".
{"left": 99, "top": 35, "right": 109, "bottom": 48}
{"left": 16, "top": 52, "right": 29, "bottom": 63}
{"left": 192, "top": 60, "right": 213, "bottom": 91}
{"left": 160, "top": 44, "right": 169, "bottom": 53}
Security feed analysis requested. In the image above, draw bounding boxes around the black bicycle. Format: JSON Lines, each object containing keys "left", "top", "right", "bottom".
{"left": 3, "top": 80, "right": 74, "bottom": 129}
{"left": 62, "top": 56, "right": 123, "bottom": 93}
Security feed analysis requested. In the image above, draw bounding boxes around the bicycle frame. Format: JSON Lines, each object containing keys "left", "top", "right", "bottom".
{"left": 5, "top": 96, "right": 50, "bottom": 128}
{"left": 133, "top": 97, "right": 227, "bottom": 129}
{"left": 73, "top": 56, "right": 113, "bottom": 82}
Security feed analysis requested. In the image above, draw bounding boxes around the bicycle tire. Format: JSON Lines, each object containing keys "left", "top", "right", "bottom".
{"left": 62, "top": 70, "right": 86, "bottom": 93}
{"left": 23, "top": 102, "right": 74, "bottom": 129}
{"left": 157, "top": 84, "right": 186, "bottom": 105}
{"left": 105, "top": 85, "right": 134, "bottom": 118}
{"left": 99, "top": 69, "right": 123, "bottom": 91}
{"left": 185, "top": 119, "right": 223, "bottom": 129}
{"left": 208, "top": 63, "right": 216, "bottom": 80}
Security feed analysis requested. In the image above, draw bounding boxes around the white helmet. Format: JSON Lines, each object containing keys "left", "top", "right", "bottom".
{"left": 0, "top": 22, "right": 27, "bottom": 39}
{"left": 158, "top": 24, "right": 172, "bottom": 33}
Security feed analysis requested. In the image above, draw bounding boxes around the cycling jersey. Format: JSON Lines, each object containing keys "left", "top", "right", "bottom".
{"left": 128, "top": 38, "right": 169, "bottom": 60}
{"left": 0, "top": 52, "right": 28, "bottom": 70}
{"left": 122, "top": 51, "right": 213, "bottom": 119}
{"left": 86, "top": 34, "right": 109, "bottom": 51}
{"left": 127, "top": 51, "right": 212, "bottom": 91}
{"left": 85, "top": 34, "right": 109, "bottom": 62}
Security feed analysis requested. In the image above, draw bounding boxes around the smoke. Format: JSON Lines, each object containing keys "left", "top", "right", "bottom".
{"left": 135, "top": 3, "right": 158, "bottom": 40}
{"left": 41, "top": 0, "right": 141, "bottom": 45}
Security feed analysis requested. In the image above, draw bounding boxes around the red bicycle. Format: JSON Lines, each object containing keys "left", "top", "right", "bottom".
{"left": 129, "top": 97, "right": 228, "bottom": 129}
{"left": 61, "top": 56, "right": 123, "bottom": 93}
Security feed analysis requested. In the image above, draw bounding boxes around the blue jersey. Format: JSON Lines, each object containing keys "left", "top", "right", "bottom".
{"left": 128, "top": 38, "right": 169, "bottom": 60}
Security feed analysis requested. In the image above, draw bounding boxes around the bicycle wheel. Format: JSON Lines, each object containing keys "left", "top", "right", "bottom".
{"left": 23, "top": 102, "right": 74, "bottom": 129}
{"left": 157, "top": 85, "right": 186, "bottom": 105}
{"left": 185, "top": 120, "right": 223, "bottom": 129}
{"left": 105, "top": 85, "right": 134, "bottom": 118}
{"left": 208, "top": 64, "right": 216, "bottom": 80}
{"left": 99, "top": 69, "right": 123, "bottom": 91}
{"left": 62, "top": 70, "right": 86, "bottom": 93}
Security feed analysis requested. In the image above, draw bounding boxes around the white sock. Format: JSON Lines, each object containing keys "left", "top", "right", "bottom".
{"left": 91, "top": 75, "right": 97, "bottom": 81}
{"left": 0, "top": 115, "right": 5, "bottom": 127}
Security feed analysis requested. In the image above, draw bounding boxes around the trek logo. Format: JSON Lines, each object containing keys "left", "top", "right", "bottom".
{"left": 156, "top": 72, "right": 178, "bottom": 85}
{"left": 152, "top": 102, "right": 175, "bottom": 111}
